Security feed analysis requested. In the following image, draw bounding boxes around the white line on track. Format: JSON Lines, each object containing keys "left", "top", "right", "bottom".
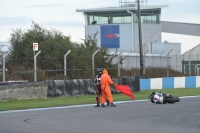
{"left": 0, "top": 95, "right": 200, "bottom": 114}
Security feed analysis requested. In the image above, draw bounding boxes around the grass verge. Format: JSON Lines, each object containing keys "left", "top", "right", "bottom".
{"left": 0, "top": 88, "right": 200, "bottom": 111}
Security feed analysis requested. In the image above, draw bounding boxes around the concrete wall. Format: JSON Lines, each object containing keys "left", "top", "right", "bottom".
{"left": 0, "top": 82, "right": 48, "bottom": 101}
{"left": 140, "top": 76, "right": 200, "bottom": 90}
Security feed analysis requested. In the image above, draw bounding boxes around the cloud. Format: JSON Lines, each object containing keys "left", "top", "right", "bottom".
{"left": 168, "top": 0, "right": 191, "bottom": 3}
{"left": 42, "top": 21, "right": 85, "bottom": 27}
{"left": 0, "top": 16, "right": 31, "bottom": 26}
{"left": 24, "top": 3, "right": 63, "bottom": 8}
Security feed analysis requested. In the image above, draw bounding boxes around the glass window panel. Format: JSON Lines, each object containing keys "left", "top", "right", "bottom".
{"left": 94, "top": 16, "right": 99, "bottom": 24}
{"left": 146, "top": 15, "right": 152, "bottom": 23}
{"left": 88, "top": 12, "right": 135, "bottom": 24}
{"left": 140, "top": 16, "right": 146, "bottom": 23}
{"left": 133, "top": 14, "right": 137, "bottom": 23}
{"left": 112, "top": 16, "right": 122, "bottom": 23}
{"left": 101, "top": 16, "right": 109, "bottom": 24}
{"left": 89, "top": 15, "right": 94, "bottom": 24}
{"left": 123, "top": 16, "right": 132, "bottom": 23}
{"left": 152, "top": 15, "right": 156, "bottom": 23}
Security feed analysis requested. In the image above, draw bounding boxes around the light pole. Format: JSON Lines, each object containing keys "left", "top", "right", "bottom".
{"left": 137, "top": 0, "right": 144, "bottom": 76}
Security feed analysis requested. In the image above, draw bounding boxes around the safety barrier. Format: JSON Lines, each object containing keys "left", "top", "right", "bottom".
{"left": 0, "top": 76, "right": 140, "bottom": 101}
{"left": 2, "top": 76, "right": 199, "bottom": 101}
{"left": 140, "top": 76, "right": 200, "bottom": 90}
{"left": 47, "top": 76, "right": 140, "bottom": 97}
{"left": 0, "top": 82, "right": 48, "bottom": 101}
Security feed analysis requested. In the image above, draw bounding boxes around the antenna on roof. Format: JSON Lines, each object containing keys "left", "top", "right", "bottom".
{"left": 119, "top": 0, "right": 147, "bottom": 7}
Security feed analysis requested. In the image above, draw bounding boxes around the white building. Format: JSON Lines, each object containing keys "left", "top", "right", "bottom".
{"left": 76, "top": 2, "right": 182, "bottom": 72}
{"left": 182, "top": 44, "right": 200, "bottom": 75}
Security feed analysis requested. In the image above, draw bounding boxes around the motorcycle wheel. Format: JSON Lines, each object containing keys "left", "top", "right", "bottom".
{"left": 148, "top": 95, "right": 155, "bottom": 103}
{"left": 166, "top": 97, "right": 180, "bottom": 103}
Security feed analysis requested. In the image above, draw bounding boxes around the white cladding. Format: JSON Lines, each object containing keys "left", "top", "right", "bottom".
{"left": 87, "top": 23, "right": 162, "bottom": 52}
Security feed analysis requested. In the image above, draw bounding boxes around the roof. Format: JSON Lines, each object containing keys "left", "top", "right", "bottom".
{"left": 76, "top": 5, "right": 168, "bottom": 13}
{"left": 182, "top": 44, "right": 200, "bottom": 55}
{"left": 161, "top": 21, "right": 200, "bottom": 36}
{"left": 108, "top": 51, "right": 169, "bottom": 57}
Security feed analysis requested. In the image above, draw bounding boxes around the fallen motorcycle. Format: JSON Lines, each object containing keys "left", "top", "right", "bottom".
{"left": 149, "top": 91, "right": 180, "bottom": 104}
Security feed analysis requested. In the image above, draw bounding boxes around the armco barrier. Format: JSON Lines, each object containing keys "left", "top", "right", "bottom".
{"left": 140, "top": 76, "right": 200, "bottom": 90}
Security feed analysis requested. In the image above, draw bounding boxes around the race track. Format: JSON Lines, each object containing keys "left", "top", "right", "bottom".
{"left": 0, "top": 97, "right": 200, "bottom": 133}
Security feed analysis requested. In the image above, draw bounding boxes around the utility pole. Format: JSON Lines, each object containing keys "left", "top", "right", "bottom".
{"left": 137, "top": 0, "right": 144, "bottom": 76}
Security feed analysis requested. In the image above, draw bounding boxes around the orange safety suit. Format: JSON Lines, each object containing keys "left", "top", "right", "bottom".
{"left": 100, "top": 69, "right": 115, "bottom": 104}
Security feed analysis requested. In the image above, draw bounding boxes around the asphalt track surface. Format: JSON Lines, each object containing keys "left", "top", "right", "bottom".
{"left": 0, "top": 96, "right": 200, "bottom": 133}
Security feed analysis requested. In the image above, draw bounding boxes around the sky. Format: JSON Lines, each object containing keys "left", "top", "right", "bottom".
{"left": 0, "top": 0, "right": 200, "bottom": 54}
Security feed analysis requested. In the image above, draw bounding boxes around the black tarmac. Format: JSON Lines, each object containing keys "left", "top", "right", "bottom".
{"left": 0, "top": 97, "right": 200, "bottom": 133}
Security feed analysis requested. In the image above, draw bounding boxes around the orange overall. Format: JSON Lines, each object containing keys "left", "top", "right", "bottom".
{"left": 100, "top": 69, "right": 115, "bottom": 104}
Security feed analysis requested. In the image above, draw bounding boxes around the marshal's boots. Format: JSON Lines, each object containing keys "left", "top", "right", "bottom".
{"left": 94, "top": 102, "right": 100, "bottom": 107}
{"left": 106, "top": 100, "right": 110, "bottom": 107}
{"left": 110, "top": 103, "right": 116, "bottom": 107}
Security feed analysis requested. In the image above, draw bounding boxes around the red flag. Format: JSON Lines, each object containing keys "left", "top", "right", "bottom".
{"left": 115, "top": 85, "right": 135, "bottom": 100}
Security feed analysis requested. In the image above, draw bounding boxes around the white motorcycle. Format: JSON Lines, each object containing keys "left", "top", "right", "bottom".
{"left": 149, "top": 91, "right": 180, "bottom": 104}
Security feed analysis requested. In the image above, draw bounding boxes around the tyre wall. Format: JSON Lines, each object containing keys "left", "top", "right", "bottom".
{"left": 47, "top": 76, "right": 140, "bottom": 97}
{"left": 0, "top": 76, "right": 140, "bottom": 101}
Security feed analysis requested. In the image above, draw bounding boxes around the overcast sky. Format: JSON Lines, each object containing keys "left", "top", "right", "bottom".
{"left": 0, "top": 0, "right": 200, "bottom": 54}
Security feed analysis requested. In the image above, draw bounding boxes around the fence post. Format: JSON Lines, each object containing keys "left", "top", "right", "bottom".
{"left": 152, "top": 50, "right": 157, "bottom": 67}
{"left": 126, "top": 51, "right": 132, "bottom": 69}
{"left": 176, "top": 50, "right": 180, "bottom": 71}
{"left": 166, "top": 49, "right": 172, "bottom": 77}
{"left": 34, "top": 50, "right": 41, "bottom": 82}
{"left": 143, "top": 50, "right": 148, "bottom": 76}
{"left": 197, "top": 51, "right": 200, "bottom": 61}
{"left": 136, "top": 53, "right": 139, "bottom": 69}
{"left": 189, "top": 49, "right": 194, "bottom": 76}
{"left": 152, "top": 50, "right": 157, "bottom": 73}
{"left": 182, "top": 50, "right": 188, "bottom": 74}
{"left": 160, "top": 50, "right": 165, "bottom": 67}
{"left": 92, "top": 50, "right": 100, "bottom": 78}
{"left": 2, "top": 53, "right": 8, "bottom": 82}
{"left": 118, "top": 51, "right": 123, "bottom": 77}
{"left": 64, "top": 50, "right": 71, "bottom": 76}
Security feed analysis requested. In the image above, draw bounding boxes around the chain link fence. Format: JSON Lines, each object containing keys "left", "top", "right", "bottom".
{"left": 1, "top": 53, "right": 200, "bottom": 82}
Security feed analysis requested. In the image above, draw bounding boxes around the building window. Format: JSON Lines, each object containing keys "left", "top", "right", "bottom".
{"left": 88, "top": 13, "right": 131, "bottom": 24}
{"left": 134, "top": 10, "right": 160, "bottom": 24}
{"left": 89, "top": 15, "right": 110, "bottom": 24}
{"left": 112, "top": 14, "right": 131, "bottom": 23}
{"left": 87, "top": 9, "right": 160, "bottom": 25}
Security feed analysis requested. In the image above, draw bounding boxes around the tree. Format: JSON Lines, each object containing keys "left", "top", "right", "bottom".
{"left": 6, "top": 22, "right": 119, "bottom": 81}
